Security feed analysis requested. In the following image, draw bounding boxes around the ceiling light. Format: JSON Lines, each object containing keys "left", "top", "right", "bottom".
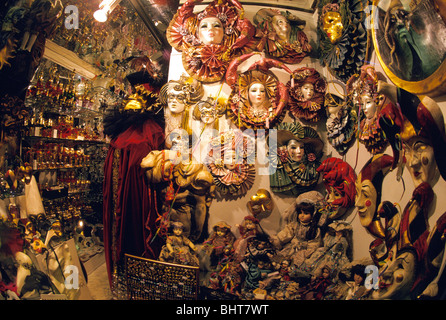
{"left": 93, "top": 0, "right": 121, "bottom": 22}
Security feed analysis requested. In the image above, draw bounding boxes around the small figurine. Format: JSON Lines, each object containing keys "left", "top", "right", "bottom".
{"left": 159, "top": 221, "right": 199, "bottom": 266}
{"left": 201, "top": 221, "right": 236, "bottom": 268}
{"left": 345, "top": 264, "right": 371, "bottom": 300}
{"left": 304, "top": 221, "right": 352, "bottom": 276}
{"left": 270, "top": 191, "right": 326, "bottom": 268}
{"left": 298, "top": 265, "right": 333, "bottom": 300}
{"left": 286, "top": 67, "right": 327, "bottom": 123}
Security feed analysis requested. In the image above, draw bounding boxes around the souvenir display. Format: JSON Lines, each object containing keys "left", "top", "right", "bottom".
{"left": 269, "top": 122, "right": 324, "bottom": 195}
{"left": 161, "top": 74, "right": 204, "bottom": 145}
{"left": 3, "top": 0, "right": 446, "bottom": 302}
{"left": 225, "top": 52, "right": 292, "bottom": 130}
{"left": 317, "top": 157, "right": 357, "bottom": 220}
{"left": 286, "top": 67, "right": 327, "bottom": 123}
{"left": 371, "top": 0, "right": 446, "bottom": 96}
{"left": 205, "top": 130, "right": 256, "bottom": 198}
{"left": 166, "top": 0, "right": 257, "bottom": 82}
{"left": 252, "top": 8, "right": 312, "bottom": 64}
{"left": 324, "top": 91, "right": 357, "bottom": 155}
{"left": 316, "top": 0, "right": 368, "bottom": 82}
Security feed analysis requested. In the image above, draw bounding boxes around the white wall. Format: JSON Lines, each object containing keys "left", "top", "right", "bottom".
{"left": 167, "top": 4, "right": 446, "bottom": 261}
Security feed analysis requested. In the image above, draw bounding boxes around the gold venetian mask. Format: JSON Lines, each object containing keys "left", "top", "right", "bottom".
{"left": 247, "top": 189, "right": 273, "bottom": 216}
{"left": 322, "top": 11, "right": 343, "bottom": 44}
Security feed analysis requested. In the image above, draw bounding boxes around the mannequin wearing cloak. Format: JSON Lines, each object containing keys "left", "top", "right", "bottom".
{"left": 102, "top": 62, "right": 166, "bottom": 296}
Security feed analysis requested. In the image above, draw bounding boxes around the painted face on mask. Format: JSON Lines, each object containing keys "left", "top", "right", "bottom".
{"left": 198, "top": 17, "right": 224, "bottom": 45}
{"left": 372, "top": 249, "right": 417, "bottom": 300}
{"left": 403, "top": 136, "right": 437, "bottom": 187}
{"left": 301, "top": 83, "right": 315, "bottom": 101}
{"left": 272, "top": 14, "right": 291, "bottom": 41}
{"left": 287, "top": 139, "right": 305, "bottom": 162}
{"left": 248, "top": 82, "right": 267, "bottom": 108}
{"left": 361, "top": 94, "right": 378, "bottom": 120}
{"left": 355, "top": 179, "right": 377, "bottom": 228}
{"left": 323, "top": 11, "right": 343, "bottom": 43}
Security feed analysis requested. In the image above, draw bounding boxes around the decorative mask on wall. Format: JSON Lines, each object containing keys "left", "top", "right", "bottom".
{"left": 317, "top": 157, "right": 357, "bottom": 219}
{"left": 355, "top": 154, "right": 397, "bottom": 240}
{"left": 324, "top": 91, "right": 357, "bottom": 155}
{"left": 270, "top": 122, "right": 324, "bottom": 195}
{"left": 166, "top": 0, "right": 257, "bottom": 82}
{"left": 347, "top": 65, "right": 403, "bottom": 165}
{"left": 252, "top": 8, "right": 312, "bottom": 64}
{"left": 192, "top": 96, "right": 227, "bottom": 130}
{"left": 316, "top": 0, "right": 368, "bottom": 82}
{"left": 160, "top": 74, "right": 204, "bottom": 147}
{"left": 205, "top": 130, "right": 256, "bottom": 198}
{"left": 247, "top": 189, "right": 273, "bottom": 218}
{"left": 286, "top": 67, "right": 327, "bottom": 123}
{"left": 226, "top": 52, "right": 292, "bottom": 130}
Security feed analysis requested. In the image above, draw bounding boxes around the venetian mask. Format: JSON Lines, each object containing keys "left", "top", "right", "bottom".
{"left": 167, "top": 90, "right": 187, "bottom": 114}
{"left": 403, "top": 136, "right": 437, "bottom": 187}
{"left": 198, "top": 17, "right": 225, "bottom": 45}
{"left": 286, "top": 139, "right": 304, "bottom": 162}
{"left": 248, "top": 189, "right": 273, "bottom": 217}
{"left": 272, "top": 14, "right": 291, "bottom": 41}
{"left": 123, "top": 95, "right": 143, "bottom": 110}
{"left": 361, "top": 93, "right": 378, "bottom": 120}
{"left": 372, "top": 249, "right": 417, "bottom": 300}
{"left": 248, "top": 82, "right": 267, "bottom": 109}
{"left": 355, "top": 179, "right": 378, "bottom": 228}
{"left": 301, "top": 82, "right": 315, "bottom": 101}
{"left": 322, "top": 11, "right": 344, "bottom": 43}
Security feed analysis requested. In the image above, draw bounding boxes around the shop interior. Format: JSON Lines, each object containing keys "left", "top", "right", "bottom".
{"left": 1, "top": 0, "right": 446, "bottom": 300}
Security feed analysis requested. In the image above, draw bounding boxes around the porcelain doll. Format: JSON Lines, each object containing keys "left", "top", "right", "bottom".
{"left": 205, "top": 130, "right": 256, "bottom": 198}
{"left": 304, "top": 221, "right": 352, "bottom": 277}
{"left": 345, "top": 264, "right": 371, "bottom": 300}
{"left": 201, "top": 221, "right": 236, "bottom": 268}
{"left": 252, "top": 8, "right": 312, "bottom": 64}
{"left": 324, "top": 92, "right": 357, "bottom": 155}
{"left": 317, "top": 157, "right": 357, "bottom": 220}
{"left": 286, "top": 67, "right": 327, "bottom": 123}
{"left": 225, "top": 52, "right": 292, "bottom": 130}
{"left": 270, "top": 191, "right": 326, "bottom": 268}
{"left": 298, "top": 265, "right": 333, "bottom": 300}
{"left": 270, "top": 122, "right": 324, "bottom": 195}
{"left": 233, "top": 215, "right": 264, "bottom": 263}
{"left": 159, "top": 221, "right": 199, "bottom": 266}
{"left": 166, "top": 0, "right": 257, "bottom": 82}
{"left": 316, "top": 0, "right": 368, "bottom": 82}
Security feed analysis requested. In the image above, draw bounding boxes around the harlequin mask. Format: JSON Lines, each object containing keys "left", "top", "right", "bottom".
{"left": 247, "top": 189, "right": 273, "bottom": 216}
